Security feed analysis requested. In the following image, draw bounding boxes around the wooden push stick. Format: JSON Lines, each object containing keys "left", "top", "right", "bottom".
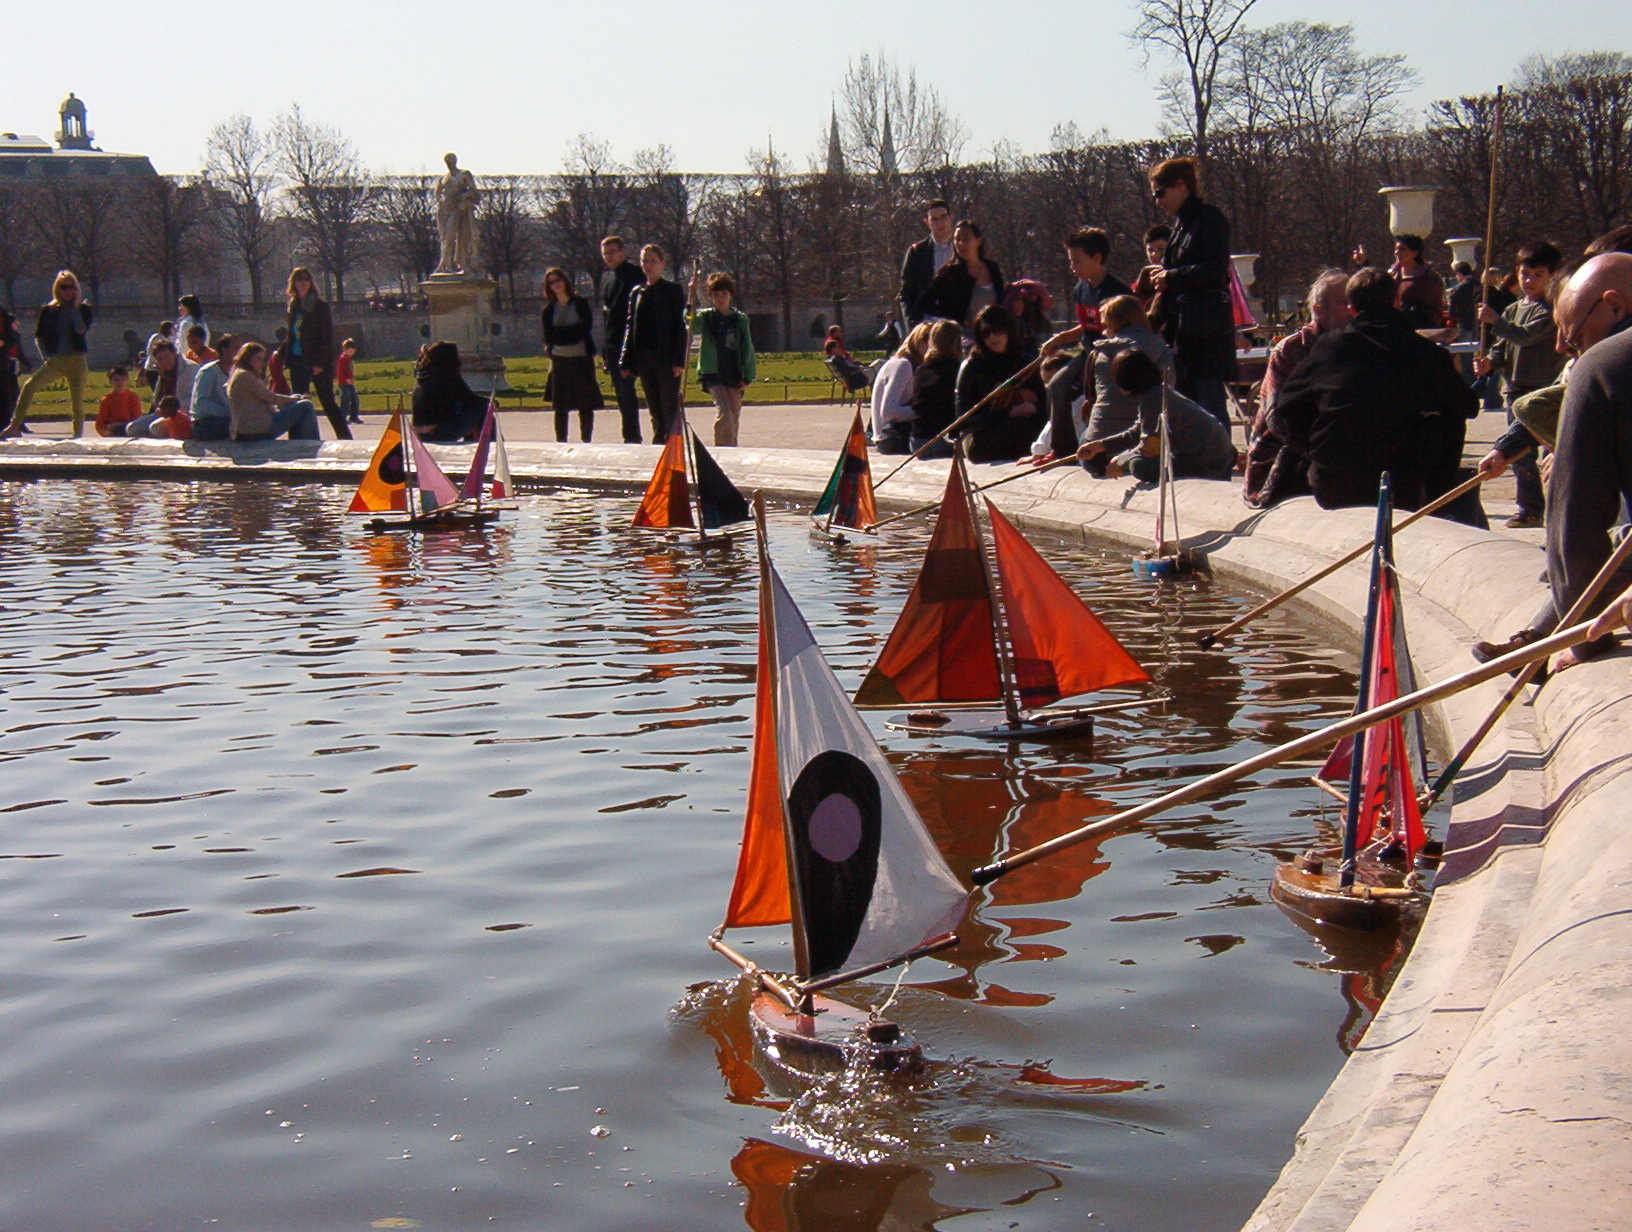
{"left": 970, "top": 616, "right": 1600, "bottom": 886}
{"left": 873, "top": 356, "right": 1044, "bottom": 492}
{"left": 1196, "top": 471, "right": 1489, "bottom": 649}
{"left": 708, "top": 933, "right": 804, "bottom": 1011}
{"left": 1479, "top": 86, "right": 1505, "bottom": 358}
{"left": 1420, "top": 527, "right": 1632, "bottom": 812}
{"left": 870, "top": 454, "right": 1079, "bottom": 530}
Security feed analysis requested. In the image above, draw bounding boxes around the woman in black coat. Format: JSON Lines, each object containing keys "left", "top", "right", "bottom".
{"left": 1146, "top": 157, "right": 1236, "bottom": 431}
{"left": 907, "top": 319, "right": 965, "bottom": 458}
{"left": 410, "top": 341, "right": 488, "bottom": 443}
{"left": 282, "top": 267, "right": 350, "bottom": 439}
{"left": 540, "top": 267, "right": 602, "bottom": 443}
{"left": 912, "top": 220, "right": 1005, "bottom": 329}
{"left": 956, "top": 305, "right": 1044, "bottom": 462}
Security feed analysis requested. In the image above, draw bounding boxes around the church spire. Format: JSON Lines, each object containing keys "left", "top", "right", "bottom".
{"left": 826, "top": 102, "right": 846, "bottom": 178}
{"left": 878, "top": 104, "right": 897, "bottom": 180}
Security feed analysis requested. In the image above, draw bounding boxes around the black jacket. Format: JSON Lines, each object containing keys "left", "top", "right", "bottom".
{"left": 284, "top": 295, "right": 335, "bottom": 370}
{"left": 909, "top": 354, "right": 960, "bottom": 440}
{"left": 899, "top": 236, "right": 942, "bottom": 325}
{"left": 619, "top": 278, "right": 688, "bottom": 371}
{"left": 599, "top": 261, "right": 643, "bottom": 357}
{"left": 411, "top": 368, "right": 487, "bottom": 438}
{"left": 955, "top": 348, "right": 1044, "bottom": 462}
{"left": 34, "top": 301, "right": 94, "bottom": 356}
{"left": 541, "top": 295, "right": 597, "bottom": 357}
{"left": 1158, "top": 195, "right": 1235, "bottom": 382}
{"left": 913, "top": 258, "right": 1006, "bottom": 327}
{"left": 1268, "top": 307, "right": 1477, "bottom": 511}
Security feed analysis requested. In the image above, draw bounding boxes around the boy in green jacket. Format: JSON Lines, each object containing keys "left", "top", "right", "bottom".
{"left": 689, "top": 271, "right": 756, "bottom": 446}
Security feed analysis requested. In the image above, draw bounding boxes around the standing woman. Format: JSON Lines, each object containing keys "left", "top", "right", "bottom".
{"left": 282, "top": 267, "right": 350, "bottom": 439}
{"left": 1146, "top": 157, "right": 1235, "bottom": 431}
{"left": 176, "top": 294, "right": 209, "bottom": 350}
{"left": 3, "top": 270, "right": 93, "bottom": 437}
{"left": 540, "top": 267, "right": 602, "bottom": 443}
{"left": 912, "top": 220, "right": 1005, "bottom": 331}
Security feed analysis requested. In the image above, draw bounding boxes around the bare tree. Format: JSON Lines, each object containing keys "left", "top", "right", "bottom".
{"left": 539, "top": 134, "right": 633, "bottom": 282}
{"left": 29, "top": 180, "right": 123, "bottom": 303}
{"left": 627, "top": 145, "right": 716, "bottom": 281}
{"left": 0, "top": 186, "right": 35, "bottom": 305}
{"left": 1131, "top": 0, "right": 1260, "bottom": 163}
{"left": 203, "top": 114, "right": 280, "bottom": 307}
{"left": 375, "top": 177, "right": 440, "bottom": 290}
{"left": 129, "top": 175, "right": 213, "bottom": 304}
{"left": 477, "top": 175, "right": 541, "bottom": 305}
{"left": 1516, "top": 53, "right": 1632, "bottom": 242}
{"left": 741, "top": 145, "right": 801, "bottom": 348}
{"left": 836, "top": 53, "right": 968, "bottom": 176}
{"left": 272, "top": 104, "right": 376, "bottom": 303}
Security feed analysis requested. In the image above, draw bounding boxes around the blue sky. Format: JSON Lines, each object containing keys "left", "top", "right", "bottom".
{"left": 3, "top": 0, "right": 1621, "bottom": 176}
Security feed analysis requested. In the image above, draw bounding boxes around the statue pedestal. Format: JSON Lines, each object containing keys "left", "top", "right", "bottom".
{"left": 421, "top": 273, "right": 509, "bottom": 391}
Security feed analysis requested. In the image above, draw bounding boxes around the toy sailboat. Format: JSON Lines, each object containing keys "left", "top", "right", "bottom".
{"left": 708, "top": 495, "right": 966, "bottom": 1074}
{"left": 1131, "top": 384, "right": 1206, "bottom": 579}
{"left": 810, "top": 410, "right": 877, "bottom": 537}
{"left": 349, "top": 406, "right": 503, "bottom": 532}
{"left": 633, "top": 407, "right": 750, "bottom": 545}
{"left": 854, "top": 451, "right": 1156, "bottom": 740}
{"left": 1271, "top": 476, "right": 1439, "bottom": 931}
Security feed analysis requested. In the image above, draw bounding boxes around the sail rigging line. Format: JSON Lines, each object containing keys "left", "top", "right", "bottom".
{"left": 1340, "top": 480, "right": 1392, "bottom": 889}
{"left": 962, "top": 449, "right": 1024, "bottom": 729}
{"left": 873, "top": 355, "right": 1044, "bottom": 492}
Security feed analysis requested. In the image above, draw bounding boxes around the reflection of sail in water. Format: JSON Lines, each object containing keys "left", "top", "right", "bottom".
{"left": 731, "top": 1138, "right": 966, "bottom": 1232}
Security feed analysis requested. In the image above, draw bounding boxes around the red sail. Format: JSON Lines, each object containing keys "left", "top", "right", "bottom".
{"left": 854, "top": 463, "right": 1001, "bottom": 707}
{"left": 986, "top": 501, "right": 1151, "bottom": 708}
{"left": 723, "top": 585, "right": 790, "bottom": 928}
{"left": 632, "top": 422, "right": 694, "bottom": 529}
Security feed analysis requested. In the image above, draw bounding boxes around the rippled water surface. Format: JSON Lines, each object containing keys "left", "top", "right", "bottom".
{"left": 0, "top": 478, "right": 1401, "bottom": 1231}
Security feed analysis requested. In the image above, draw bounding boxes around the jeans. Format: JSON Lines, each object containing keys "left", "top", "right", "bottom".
{"left": 608, "top": 365, "right": 643, "bottom": 443}
{"left": 192, "top": 415, "right": 232, "bottom": 442}
{"left": 908, "top": 434, "right": 955, "bottom": 460}
{"left": 634, "top": 355, "right": 680, "bottom": 441}
{"left": 338, "top": 383, "right": 360, "bottom": 420}
{"left": 10, "top": 352, "right": 89, "bottom": 435}
{"left": 237, "top": 398, "right": 320, "bottom": 442}
{"left": 1507, "top": 403, "right": 1545, "bottom": 517}
{"left": 1179, "top": 375, "right": 1231, "bottom": 433}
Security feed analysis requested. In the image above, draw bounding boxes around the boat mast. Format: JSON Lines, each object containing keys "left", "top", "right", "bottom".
{"left": 752, "top": 493, "right": 812, "bottom": 999}
{"left": 680, "top": 407, "right": 708, "bottom": 543}
{"left": 960, "top": 449, "right": 1023, "bottom": 729}
{"left": 1340, "top": 477, "right": 1391, "bottom": 890}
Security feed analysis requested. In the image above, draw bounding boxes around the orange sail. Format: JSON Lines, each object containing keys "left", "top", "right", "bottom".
{"left": 632, "top": 421, "right": 693, "bottom": 529}
{"left": 723, "top": 605, "right": 791, "bottom": 929}
{"left": 811, "top": 411, "right": 878, "bottom": 532}
{"left": 854, "top": 461, "right": 1001, "bottom": 708}
{"left": 347, "top": 411, "right": 408, "bottom": 513}
{"left": 987, "top": 501, "right": 1150, "bottom": 709}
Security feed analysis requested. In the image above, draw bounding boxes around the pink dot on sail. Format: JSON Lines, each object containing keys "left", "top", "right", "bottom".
{"left": 808, "top": 794, "right": 863, "bottom": 863}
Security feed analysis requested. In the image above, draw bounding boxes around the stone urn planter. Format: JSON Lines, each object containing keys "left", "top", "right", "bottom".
{"left": 1231, "top": 253, "right": 1260, "bottom": 288}
{"left": 1445, "top": 237, "right": 1481, "bottom": 268}
{"left": 1379, "top": 186, "right": 1442, "bottom": 237}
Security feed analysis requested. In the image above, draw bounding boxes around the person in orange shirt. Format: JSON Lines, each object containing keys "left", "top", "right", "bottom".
{"left": 149, "top": 395, "right": 191, "bottom": 440}
{"left": 95, "top": 366, "right": 144, "bottom": 435}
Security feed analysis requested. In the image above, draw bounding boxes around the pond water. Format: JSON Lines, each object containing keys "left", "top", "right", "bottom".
{"left": 0, "top": 478, "right": 1405, "bottom": 1232}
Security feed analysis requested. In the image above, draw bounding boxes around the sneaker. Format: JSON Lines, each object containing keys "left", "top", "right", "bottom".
{"left": 1471, "top": 630, "right": 1537, "bottom": 664}
{"left": 1504, "top": 513, "right": 1544, "bottom": 529}
{"left": 347, "top": 416, "right": 363, "bottom": 425}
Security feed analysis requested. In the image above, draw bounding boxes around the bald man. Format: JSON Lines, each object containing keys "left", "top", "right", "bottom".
{"left": 1473, "top": 253, "right": 1632, "bottom": 666}
{"left": 1547, "top": 252, "right": 1632, "bottom": 671}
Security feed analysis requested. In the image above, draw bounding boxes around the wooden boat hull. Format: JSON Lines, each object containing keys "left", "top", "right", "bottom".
{"left": 366, "top": 507, "right": 501, "bottom": 534}
{"left": 883, "top": 708, "right": 1094, "bottom": 742}
{"left": 809, "top": 518, "right": 876, "bottom": 541}
{"left": 748, "top": 991, "right": 925, "bottom": 1078}
{"left": 1270, "top": 855, "right": 1413, "bottom": 932}
{"left": 1131, "top": 548, "right": 1208, "bottom": 580}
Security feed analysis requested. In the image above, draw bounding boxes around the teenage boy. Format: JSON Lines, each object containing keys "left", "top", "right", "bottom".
{"left": 336, "top": 337, "right": 362, "bottom": 424}
{"left": 94, "top": 366, "right": 143, "bottom": 436}
{"left": 619, "top": 244, "right": 688, "bottom": 441}
{"left": 1037, "top": 228, "right": 1133, "bottom": 459}
{"left": 689, "top": 271, "right": 757, "bottom": 448}
{"left": 899, "top": 199, "right": 956, "bottom": 326}
{"left": 1475, "top": 241, "right": 1566, "bottom": 528}
{"left": 599, "top": 235, "right": 646, "bottom": 443}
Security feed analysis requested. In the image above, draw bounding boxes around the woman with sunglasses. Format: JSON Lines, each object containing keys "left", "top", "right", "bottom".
{"left": 1146, "top": 157, "right": 1235, "bottom": 432}
{"left": 3, "top": 270, "right": 93, "bottom": 437}
{"left": 541, "top": 267, "right": 602, "bottom": 443}
{"left": 956, "top": 304, "right": 1044, "bottom": 462}
{"left": 281, "top": 268, "right": 350, "bottom": 439}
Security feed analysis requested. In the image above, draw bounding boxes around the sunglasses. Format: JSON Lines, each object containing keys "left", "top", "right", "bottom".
{"left": 1560, "top": 292, "right": 1611, "bottom": 356}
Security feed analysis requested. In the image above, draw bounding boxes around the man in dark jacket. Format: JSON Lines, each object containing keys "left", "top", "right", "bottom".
{"left": 1269, "top": 267, "right": 1479, "bottom": 516}
{"left": 599, "top": 235, "right": 646, "bottom": 443}
{"left": 898, "top": 199, "right": 955, "bottom": 326}
{"left": 619, "top": 244, "right": 688, "bottom": 441}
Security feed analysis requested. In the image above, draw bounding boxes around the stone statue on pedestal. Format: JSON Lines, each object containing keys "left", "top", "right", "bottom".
{"left": 435, "top": 152, "right": 481, "bottom": 276}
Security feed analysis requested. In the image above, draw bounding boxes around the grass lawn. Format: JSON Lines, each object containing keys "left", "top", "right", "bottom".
{"left": 13, "top": 352, "right": 882, "bottom": 423}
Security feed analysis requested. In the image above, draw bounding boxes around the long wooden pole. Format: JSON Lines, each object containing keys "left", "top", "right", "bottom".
{"left": 1478, "top": 86, "right": 1505, "bottom": 357}
{"left": 873, "top": 355, "right": 1043, "bottom": 492}
{"left": 1195, "top": 471, "right": 1488, "bottom": 649}
{"left": 870, "top": 455, "right": 1079, "bottom": 531}
{"left": 1420, "top": 528, "right": 1632, "bottom": 812}
{"left": 969, "top": 617, "right": 1598, "bottom": 887}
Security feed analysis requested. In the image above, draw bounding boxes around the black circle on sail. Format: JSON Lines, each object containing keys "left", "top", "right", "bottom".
{"left": 378, "top": 449, "right": 406, "bottom": 486}
{"left": 786, "top": 750, "right": 883, "bottom": 977}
